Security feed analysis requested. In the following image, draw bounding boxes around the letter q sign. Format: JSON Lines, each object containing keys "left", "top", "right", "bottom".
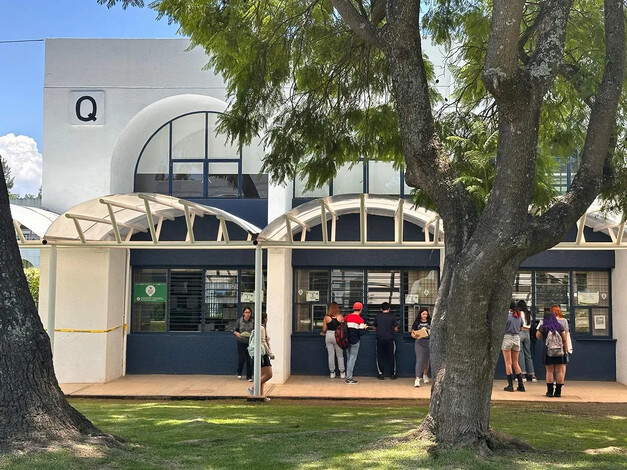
{"left": 70, "top": 91, "right": 105, "bottom": 125}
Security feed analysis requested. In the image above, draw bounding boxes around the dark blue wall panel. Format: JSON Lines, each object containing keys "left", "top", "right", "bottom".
{"left": 292, "top": 249, "right": 441, "bottom": 268}
{"left": 126, "top": 333, "right": 240, "bottom": 374}
{"left": 522, "top": 250, "right": 614, "bottom": 269}
{"left": 291, "top": 333, "right": 421, "bottom": 377}
{"left": 131, "top": 249, "right": 260, "bottom": 266}
{"left": 494, "top": 337, "right": 616, "bottom": 381}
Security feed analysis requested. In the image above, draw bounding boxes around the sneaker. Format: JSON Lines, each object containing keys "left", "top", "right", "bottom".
{"left": 237, "top": 375, "right": 242, "bottom": 379}
{"left": 377, "top": 374, "right": 384, "bottom": 380}
{"left": 390, "top": 375, "right": 397, "bottom": 380}
{"left": 414, "top": 377, "right": 421, "bottom": 387}
{"left": 340, "top": 372, "right": 346, "bottom": 379}
{"left": 247, "top": 387, "right": 254, "bottom": 396}
{"left": 531, "top": 375, "right": 538, "bottom": 383}
{"left": 247, "top": 378, "right": 253, "bottom": 382}
{"left": 422, "top": 374, "right": 430, "bottom": 384}
{"left": 264, "top": 397, "right": 271, "bottom": 402}
{"left": 345, "top": 378, "right": 359, "bottom": 384}
{"left": 330, "top": 372, "right": 336, "bottom": 379}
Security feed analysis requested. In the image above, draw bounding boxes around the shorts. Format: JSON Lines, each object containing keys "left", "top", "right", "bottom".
{"left": 502, "top": 334, "right": 520, "bottom": 351}
{"left": 261, "top": 354, "right": 272, "bottom": 367}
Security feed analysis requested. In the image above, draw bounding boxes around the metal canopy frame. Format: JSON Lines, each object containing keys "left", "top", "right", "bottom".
{"left": 11, "top": 194, "right": 627, "bottom": 398}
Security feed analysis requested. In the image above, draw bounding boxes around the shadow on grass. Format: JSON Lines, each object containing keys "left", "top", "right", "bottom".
{"left": 0, "top": 400, "right": 624, "bottom": 469}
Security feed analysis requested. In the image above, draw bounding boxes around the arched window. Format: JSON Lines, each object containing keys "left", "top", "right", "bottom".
{"left": 134, "top": 111, "right": 267, "bottom": 198}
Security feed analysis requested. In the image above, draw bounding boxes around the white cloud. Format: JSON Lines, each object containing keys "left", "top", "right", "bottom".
{"left": 0, "top": 133, "right": 43, "bottom": 197}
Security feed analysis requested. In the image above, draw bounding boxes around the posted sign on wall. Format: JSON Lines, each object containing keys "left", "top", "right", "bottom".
{"left": 134, "top": 283, "right": 167, "bottom": 303}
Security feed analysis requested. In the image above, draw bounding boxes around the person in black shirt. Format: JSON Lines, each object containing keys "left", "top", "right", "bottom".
{"left": 374, "top": 302, "right": 399, "bottom": 379}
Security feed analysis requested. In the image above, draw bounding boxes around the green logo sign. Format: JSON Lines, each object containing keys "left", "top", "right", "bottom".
{"left": 134, "top": 283, "right": 167, "bottom": 303}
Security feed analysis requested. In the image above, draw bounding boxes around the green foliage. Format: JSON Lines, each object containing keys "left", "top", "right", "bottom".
{"left": 1, "top": 155, "right": 15, "bottom": 197}
{"left": 150, "top": 0, "right": 449, "bottom": 191}
{"left": 0, "top": 400, "right": 624, "bottom": 469}
{"left": 23, "top": 267, "right": 40, "bottom": 308}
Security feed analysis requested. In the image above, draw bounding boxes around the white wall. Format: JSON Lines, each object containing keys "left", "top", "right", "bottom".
{"left": 42, "top": 39, "right": 229, "bottom": 213}
{"left": 613, "top": 251, "right": 627, "bottom": 384}
{"left": 39, "top": 247, "right": 127, "bottom": 383}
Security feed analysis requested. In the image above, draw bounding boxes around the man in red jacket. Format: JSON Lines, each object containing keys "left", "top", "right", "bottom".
{"left": 345, "top": 302, "right": 367, "bottom": 384}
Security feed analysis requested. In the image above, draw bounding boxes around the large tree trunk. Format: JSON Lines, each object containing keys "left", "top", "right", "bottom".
{"left": 0, "top": 165, "right": 114, "bottom": 452}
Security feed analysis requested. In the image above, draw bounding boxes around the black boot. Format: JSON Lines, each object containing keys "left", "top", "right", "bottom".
{"left": 504, "top": 374, "right": 514, "bottom": 392}
{"left": 546, "top": 383, "right": 554, "bottom": 397}
{"left": 516, "top": 374, "right": 526, "bottom": 392}
{"left": 554, "top": 383, "right": 563, "bottom": 397}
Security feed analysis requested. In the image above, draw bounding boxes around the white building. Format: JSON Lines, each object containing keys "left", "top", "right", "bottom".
{"left": 30, "top": 38, "right": 625, "bottom": 385}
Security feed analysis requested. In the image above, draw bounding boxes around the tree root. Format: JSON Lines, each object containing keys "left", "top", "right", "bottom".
{"left": 0, "top": 431, "right": 124, "bottom": 456}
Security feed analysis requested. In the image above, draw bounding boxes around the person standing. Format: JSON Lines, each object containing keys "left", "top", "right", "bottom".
{"left": 247, "top": 313, "right": 274, "bottom": 402}
{"left": 411, "top": 307, "right": 431, "bottom": 387}
{"left": 233, "top": 307, "right": 254, "bottom": 381}
{"left": 502, "top": 301, "right": 525, "bottom": 392}
{"left": 374, "top": 302, "right": 398, "bottom": 380}
{"left": 536, "top": 309, "right": 567, "bottom": 397}
{"left": 552, "top": 305, "right": 572, "bottom": 378}
{"left": 321, "top": 302, "right": 346, "bottom": 379}
{"left": 517, "top": 300, "right": 537, "bottom": 382}
{"left": 345, "top": 302, "right": 367, "bottom": 384}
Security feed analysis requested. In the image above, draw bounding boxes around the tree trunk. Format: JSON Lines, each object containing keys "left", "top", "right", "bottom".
{"left": 422, "top": 251, "right": 524, "bottom": 451}
{"left": 0, "top": 165, "right": 114, "bottom": 452}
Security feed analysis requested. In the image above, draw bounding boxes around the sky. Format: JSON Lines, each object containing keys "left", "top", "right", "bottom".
{"left": 0, "top": 0, "right": 180, "bottom": 196}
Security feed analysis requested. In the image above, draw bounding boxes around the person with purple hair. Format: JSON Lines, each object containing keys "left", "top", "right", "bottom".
{"left": 536, "top": 309, "right": 568, "bottom": 397}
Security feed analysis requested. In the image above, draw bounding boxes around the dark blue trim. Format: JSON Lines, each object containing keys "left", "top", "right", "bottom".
{"left": 292, "top": 249, "right": 440, "bottom": 268}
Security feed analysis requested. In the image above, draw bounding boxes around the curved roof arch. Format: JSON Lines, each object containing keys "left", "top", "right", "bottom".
{"left": 10, "top": 204, "right": 59, "bottom": 243}
{"left": 110, "top": 94, "right": 229, "bottom": 194}
{"left": 43, "top": 193, "right": 261, "bottom": 247}
{"left": 258, "top": 194, "right": 444, "bottom": 248}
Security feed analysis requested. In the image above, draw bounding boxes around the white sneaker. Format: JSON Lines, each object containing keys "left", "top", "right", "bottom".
{"left": 414, "top": 377, "right": 421, "bottom": 387}
{"left": 237, "top": 375, "right": 242, "bottom": 379}
{"left": 264, "top": 397, "right": 271, "bottom": 402}
{"left": 422, "top": 374, "right": 430, "bottom": 384}
{"left": 330, "top": 372, "right": 336, "bottom": 379}
{"left": 340, "top": 372, "right": 346, "bottom": 379}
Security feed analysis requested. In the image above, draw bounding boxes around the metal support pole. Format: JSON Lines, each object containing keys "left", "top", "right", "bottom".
{"left": 253, "top": 244, "right": 263, "bottom": 396}
{"left": 46, "top": 244, "right": 58, "bottom": 352}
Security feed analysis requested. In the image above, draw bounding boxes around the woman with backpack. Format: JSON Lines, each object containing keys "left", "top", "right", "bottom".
{"left": 536, "top": 309, "right": 568, "bottom": 397}
{"left": 552, "top": 305, "right": 572, "bottom": 376}
{"left": 321, "top": 302, "right": 346, "bottom": 379}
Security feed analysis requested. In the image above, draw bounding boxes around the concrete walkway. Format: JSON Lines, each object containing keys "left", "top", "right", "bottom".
{"left": 61, "top": 375, "right": 627, "bottom": 403}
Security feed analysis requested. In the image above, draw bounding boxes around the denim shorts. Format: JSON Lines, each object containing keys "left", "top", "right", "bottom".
{"left": 502, "top": 333, "right": 521, "bottom": 351}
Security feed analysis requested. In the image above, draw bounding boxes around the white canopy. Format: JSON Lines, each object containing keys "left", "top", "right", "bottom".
{"left": 10, "top": 204, "right": 59, "bottom": 242}
{"left": 43, "top": 193, "right": 261, "bottom": 246}
{"left": 258, "top": 194, "right": 443, "bottom": 247}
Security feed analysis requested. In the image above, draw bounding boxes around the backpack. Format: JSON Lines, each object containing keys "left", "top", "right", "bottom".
{"left": 247, "top": 328, "right": 267, "bottom": 357}
{"left": 545, "top": 330, "right": 564, "bottom": 357}
{"left": 334, "top": 321, "right": 349, "bottom": 350}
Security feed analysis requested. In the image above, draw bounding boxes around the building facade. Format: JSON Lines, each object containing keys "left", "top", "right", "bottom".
{"left": 37, "top": 39, "right": 625, "bottom": 385}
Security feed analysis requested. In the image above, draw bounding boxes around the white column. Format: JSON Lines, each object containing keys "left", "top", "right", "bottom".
{"left": 613, "top": 251, "right": 627, "bottom": 384}
{"left": 265, "top": 247, "right": 293, "bottom": 384}
{"left": 40, "top": 247, "right": 127, "bottom": 383}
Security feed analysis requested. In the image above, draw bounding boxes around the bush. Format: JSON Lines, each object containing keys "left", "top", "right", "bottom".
{"left": 24, "top": 267, "right": 40, "bottom": 308}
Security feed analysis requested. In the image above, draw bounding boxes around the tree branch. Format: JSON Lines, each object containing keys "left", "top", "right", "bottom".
{"left": 332, "top": 0, "right": 382, "bottom": 48}
{"left": 525, "top": 0, "right": 626, "bottom": 252}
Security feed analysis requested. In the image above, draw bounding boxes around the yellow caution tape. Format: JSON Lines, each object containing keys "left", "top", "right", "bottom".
{"left": 46, "top": 324, "right": 127, "bottom": 333}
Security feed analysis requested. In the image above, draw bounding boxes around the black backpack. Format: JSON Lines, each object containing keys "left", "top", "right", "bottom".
{"left": 334, "top": 321, "right": 349, "bottom": 350}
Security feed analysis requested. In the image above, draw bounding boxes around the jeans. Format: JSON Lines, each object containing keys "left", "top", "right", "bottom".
{"left": 325, "top": 330, "right": 345, "bottom": 373}
{"left": 345, "top": 341, "right": 360, "bottom": 380}
{"left": 376, "top": 338, "right": 396, "bottom": 377}
{"left": 518, "top": 329, "right": 535, "bottom": 375}
{"left": 236, "top": 341, "right": 252, "bottom": 379}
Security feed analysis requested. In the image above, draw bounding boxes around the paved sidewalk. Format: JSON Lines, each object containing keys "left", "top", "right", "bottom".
{"left": 61, "top": 375, "right": 627, "bottom": 403}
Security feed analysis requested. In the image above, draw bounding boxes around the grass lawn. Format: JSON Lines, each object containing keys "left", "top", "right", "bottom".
{"left": 0, "top": 399, "right": 625, "bottom": 469}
